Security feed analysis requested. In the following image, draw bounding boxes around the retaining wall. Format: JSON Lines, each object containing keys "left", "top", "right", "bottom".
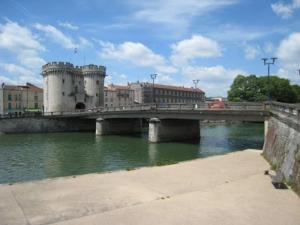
{"left": 0, "top": 117, "right": 95, "bottom": 134}
{"left": 263, "top": 111, "right": 300, "bottom": 195}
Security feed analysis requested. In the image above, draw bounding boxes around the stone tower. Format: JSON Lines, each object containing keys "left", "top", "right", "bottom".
{"left": 82, "top": 64, "right": 106, "bottom": 108}
{"left": 42, "top": 62, "right": 106, "bottom": 113}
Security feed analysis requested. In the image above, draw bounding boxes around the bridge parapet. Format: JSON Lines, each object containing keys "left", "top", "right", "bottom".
{"left": 270, "top": 101, "right": 300, "bottom": 119}
{"left": 101, "top": 102, "right": 267, "bottom": 112}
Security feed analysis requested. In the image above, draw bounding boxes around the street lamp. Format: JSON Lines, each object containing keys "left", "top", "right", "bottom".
{"left": 262, "top": 57, "right": 277, "bottom": 101}
{"left": 193, "top": 79, "right": 200, "bottom": 89}
{"left": 150, "top": 74, "right": 157, "bottom": 103}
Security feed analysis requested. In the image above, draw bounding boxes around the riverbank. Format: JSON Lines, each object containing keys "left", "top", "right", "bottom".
{"left": 1, "top": 150, "right": 299, "bottom": 225}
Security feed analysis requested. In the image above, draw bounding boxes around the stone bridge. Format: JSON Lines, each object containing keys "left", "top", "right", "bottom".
{"left": 89, "top": 102, "right": 269, "bottom": 142}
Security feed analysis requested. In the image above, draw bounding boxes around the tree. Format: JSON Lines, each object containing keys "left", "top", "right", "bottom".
{"left": 228, "top": 75, "right": 300, "bottom": 103}
{"left": 228, "top": 75, "right": 266, "bottom": 102}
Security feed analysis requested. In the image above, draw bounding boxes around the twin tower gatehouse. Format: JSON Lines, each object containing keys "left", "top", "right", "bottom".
{"left": 42, "top": 62, "right": 106, "bottom": 112}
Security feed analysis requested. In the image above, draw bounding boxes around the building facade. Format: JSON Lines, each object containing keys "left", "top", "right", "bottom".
{"left": 104, "top": 84, "right": 135, "bottom": 107}
{"left": 129, "top": 82, "right": 205, "bottom": 104}
{"left": 0, "top": 83, "right": 43, "bottom": 115}
{"left": 42, "top": 62, "right": 106, "bottom": 112}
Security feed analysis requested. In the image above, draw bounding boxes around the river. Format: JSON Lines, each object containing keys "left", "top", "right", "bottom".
{"left": 0, "top": 122, "right": 264, "bottom": 184}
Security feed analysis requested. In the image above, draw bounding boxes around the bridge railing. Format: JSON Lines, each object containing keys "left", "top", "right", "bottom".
{"left": 101, "top": 102, "right": 267, "bottom": 112}
{"left": 269, "top": 101, "right": 300, "bottom": 119}
{"left": 0, "top": 102, "right": 270, "bottom": 119}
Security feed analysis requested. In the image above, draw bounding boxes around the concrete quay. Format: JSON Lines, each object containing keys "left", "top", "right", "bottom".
{"left": 1, "top": 150, "right": 300, "bottom": 225}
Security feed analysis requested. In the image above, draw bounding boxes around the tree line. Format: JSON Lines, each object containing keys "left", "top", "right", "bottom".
{"left": 228, "top": 75, "right": 300, "bottom": 103}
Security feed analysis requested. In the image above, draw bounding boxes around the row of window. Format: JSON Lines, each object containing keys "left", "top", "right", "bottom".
{"left": 152, "top": 89, "right": 203, "bottom": 98}
{"left": 7, "top": 103, "right": 39, "bottom": 109}
{"left": 156, "top": 98, "right": 202, "bottom": 104}
{"left": 7, "top": 94, "right": 39, "bottom": 101}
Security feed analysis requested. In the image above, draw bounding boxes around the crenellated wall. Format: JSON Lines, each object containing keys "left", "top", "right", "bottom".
{"left": 263, "top": 102, "right": 300, "bottom": 195}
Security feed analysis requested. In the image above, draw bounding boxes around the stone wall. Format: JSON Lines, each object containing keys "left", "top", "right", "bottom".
{"left": 0, "top": 117, "right": 95, "bottom": 134}
{"left": 263, "top": 113, "right": 300, "bottom": 195}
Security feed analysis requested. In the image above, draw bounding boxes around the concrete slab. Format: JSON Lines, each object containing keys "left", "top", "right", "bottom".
{"left": 0, "top": 186, "right": 28, "bottom": 225}
{"left": 52, "top": 173, "right": 300, "bottom": 225}
{"left": 1, "top": 150, "right": 300, "bottom": 225}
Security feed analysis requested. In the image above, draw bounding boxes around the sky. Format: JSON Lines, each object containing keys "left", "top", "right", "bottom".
{"left": 0, "top": 0, "right": 300, "bottom": 97}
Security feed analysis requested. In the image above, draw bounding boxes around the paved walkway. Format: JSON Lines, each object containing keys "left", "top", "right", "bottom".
{"left": 1, "top": 150, "right": 300, "bottom": 225}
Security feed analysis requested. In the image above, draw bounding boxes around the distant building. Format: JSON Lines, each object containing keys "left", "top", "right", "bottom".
{"left": 206, "top": 97, "right": 227, "bottom": 102}
{"left": 104, "top": 84, "right": 135, "bottom": 107}
{"left": 0, "top": 82, "right": 43, "bottom": 115}
{"left": 129, "top": 82, "right": 205, "bottom": 104}
{"left": 42, "top": 62, "right": 106, "bottom": 112}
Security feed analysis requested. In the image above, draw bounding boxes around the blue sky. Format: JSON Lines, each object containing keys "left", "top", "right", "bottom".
{"left": 0, "top": 0, "right": 300, "bottom": 96}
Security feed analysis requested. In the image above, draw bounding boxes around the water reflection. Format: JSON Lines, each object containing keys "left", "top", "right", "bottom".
{"left": 0, "top": 122, "right": 264, "bottom": 184}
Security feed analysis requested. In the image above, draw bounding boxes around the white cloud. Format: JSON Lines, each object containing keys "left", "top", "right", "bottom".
{"left": 99, "top": 41, "right": 177, "bottom": 74}
{"left": 131, "top": 0, "right": 237, "bottom": 32}
{"left": 58, "top": 21, "right": 79, "bottom": 30}
{"left": 276, "top": 32, "right": 300, "bottom": 82}
{"left": 0, "top": 63, "right": 42, "bottom": 85}
{"left": 271, "top": 0, "right": 300, "bottom": 19}
{"left": 171, "top": 35, "right": 222, "bottom": 65}
{"left": 181, "top": 65, "right": 245, "bottom": 96}
{"left": 243, "top": 44, "right": 261, "bottom": 60}
{"left": 0, "top": 21, "right": 46, "bottom": 69}
{"left": 34, "top": 23, "right": 77, "bottom": 49}
{"left": 79, "top": 36, "right": 93, "bottom": 49}
{"left": 264, "top": 42, "right": 274, "bottom": 54}
{"left": 0, "top": 75, "right": 18, "bottom": 85}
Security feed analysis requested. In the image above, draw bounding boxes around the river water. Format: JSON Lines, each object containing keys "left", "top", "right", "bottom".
{"left": 0, "top": 122, "right": 264, "bottom": 184}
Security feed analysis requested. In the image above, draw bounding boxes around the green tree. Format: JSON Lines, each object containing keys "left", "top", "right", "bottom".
{"left": 292, "top": 85, "right": 300, "bottom": 102}
{"left": 228, "top": 75, "right": 266, "bottom": 102}
{"left": 228, "top": 75, "right": 300, "bottom": 103}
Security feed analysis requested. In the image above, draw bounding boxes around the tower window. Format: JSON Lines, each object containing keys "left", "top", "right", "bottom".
{"left": 96, "top": 80, "right": 99, "bottom": 85}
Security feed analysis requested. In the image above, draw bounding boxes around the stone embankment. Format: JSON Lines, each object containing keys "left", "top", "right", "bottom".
{"left": 0, "top": 117, "right": 95, "bottom": 134}
{"left": 263, "top": 102, "right": 300, "bottom": 195}
{"left": 1, "top": 150, "right": 299, "bottom": 225}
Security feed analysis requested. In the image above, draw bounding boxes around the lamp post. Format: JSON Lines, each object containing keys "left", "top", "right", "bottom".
{"left": 150, "top": 74, "right": 157, "bottom": 103}
{"left": 262, "top": 57, "right": 277, "bottom": 102}
{"left": 193, "top": 79, "right": 200, "bottom": 89}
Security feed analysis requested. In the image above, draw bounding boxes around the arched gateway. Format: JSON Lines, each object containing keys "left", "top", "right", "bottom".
{"left": 75, "top": 102, "right": 85, "bottom": 110}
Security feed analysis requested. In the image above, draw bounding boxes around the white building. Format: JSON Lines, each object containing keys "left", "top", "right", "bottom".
{"left": 42, "top": 62, "right": 106, "bottom": 112}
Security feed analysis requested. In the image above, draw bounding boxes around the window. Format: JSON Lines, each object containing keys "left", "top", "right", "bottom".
{"left": 8, "top": 102, "right": 11, "bottom": 109}
{"left": 62, "top": 79, "right": 65, "bottom": 84}
{"left": 96, "top": 93, "right": 98, "bottom": 97}
{"left": 15, "top": 95, "right": 17, "bottom": 101}
{"left": 96, "top": 80, "right": 99, "bottom": 85}
{"left": 34, "top": 103, "right": 38, "bottom": 109}
{"left": 62, "top": 92, "right": 65, "bottom": 96}
{"left": 34, "top": 96, "right": 38, "bottom": 101}
{"left": 8, "top": 94, "right": 11, "bottom": 101}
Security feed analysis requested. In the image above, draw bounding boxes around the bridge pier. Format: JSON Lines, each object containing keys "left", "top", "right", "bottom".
{"left": 148, "top": 118, "right": 200, "bottom": 143}
{"left": 96, "top": 118, "right": 142, "bottom": 135}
